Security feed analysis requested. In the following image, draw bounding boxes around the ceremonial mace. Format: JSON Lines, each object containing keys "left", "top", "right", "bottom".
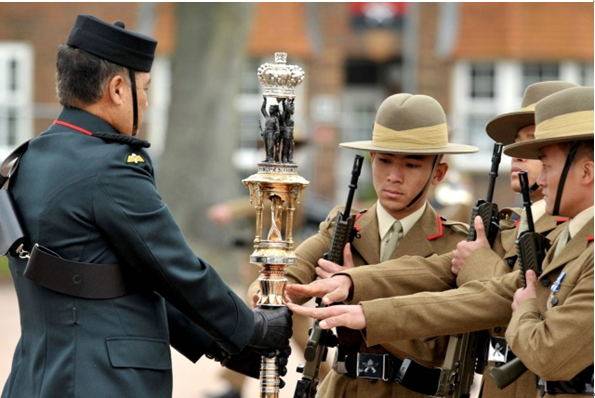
{"left": 243, "top": 52, "right": 308, "bottom": 398}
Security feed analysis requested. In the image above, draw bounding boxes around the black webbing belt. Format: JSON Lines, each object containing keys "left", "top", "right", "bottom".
{"left": 543, "top": 364, "right": 594, "bottom": 395}
{"left": 340, "top": 351, "right": 443, "bottom": 396}
{"left": 24, "top": 244, "right": 130, "bottom": 299}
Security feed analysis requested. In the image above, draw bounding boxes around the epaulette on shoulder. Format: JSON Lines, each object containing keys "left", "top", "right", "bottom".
{"left": 426, "top": 216, "right": 467, "bottom": 240}
{"left": 440, "top": 216, "right": 469, "bottom": 235}
{"left": 93, "top": 132, "right": 150, "bottom": 148}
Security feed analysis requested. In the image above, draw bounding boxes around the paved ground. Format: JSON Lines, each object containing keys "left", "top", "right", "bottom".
{"left": 0, "top": 282, "right": 304, "bottom": 398}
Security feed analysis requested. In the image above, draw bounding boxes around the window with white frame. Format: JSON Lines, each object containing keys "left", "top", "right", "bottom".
{"left": 0, "top": 43, "right": 33, "bottom": 159}
{"left": 521, "top": 63, "right": 559, "bottom": 94}
{"left": 451, "top": 60, "right": 592, "bottom": 172}
{"left": 469, "top": 63, "right": 495, "bottom": 98}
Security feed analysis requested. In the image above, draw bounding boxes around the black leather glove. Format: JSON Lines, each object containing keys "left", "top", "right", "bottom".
{"left": 220, "top": 345, "right": 292, "bottom": 388}
{"left": 249, "top": 307, "right": 292, "bottom": 352}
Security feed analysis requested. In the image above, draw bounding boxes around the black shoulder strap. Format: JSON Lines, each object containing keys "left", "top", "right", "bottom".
{"left": 0, "top": 140, "right": 30, "bottom": 189}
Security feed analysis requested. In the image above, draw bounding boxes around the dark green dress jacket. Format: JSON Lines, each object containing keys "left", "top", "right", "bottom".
{"left": 2, "top": 107, "right": 254, "bottom": 398}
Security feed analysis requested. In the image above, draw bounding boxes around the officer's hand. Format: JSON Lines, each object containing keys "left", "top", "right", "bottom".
{"left": 285, "top": 275, "right": 353, "bottom": 305}
{"left": 451, "top": 216, "right": 489, "bottom": 274}
{"left": 512, "top": 270, "right": 537, "bottom": 311}
{"left": 286, "top": 303, "right": 366, "bottom": 330}
{"left": 248, "top": 307, "right": 292, "bottom": 353}
{"left": 316, "top": 243, "right": 354, "bottom": 279}
{"left": 220, "top": 345, "right": 291, "bottom": 388}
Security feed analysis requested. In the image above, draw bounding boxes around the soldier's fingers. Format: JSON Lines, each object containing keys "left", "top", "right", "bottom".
{"left": 317, "top": 258, "right": 341, "bottom": 274}
{"left": 285, "top": 281, "right": 328, "bottom": 298}
{"left": 315, "top": 267, "right": 333, "bottom": 279}
{"left": 474, "top": 215, "right": 487, "bottom": 242}
{"left": 525, "top": 270, "right": 538, "bottom": 286}
{"left": 322, "top": 286, "right": 348, "bottom": 305}
{"left": 286, "top": 302, "right": 322, "bottom": 318}
{"left": 286, "top": 302, "right": 348, "bottom": 320}
{"left": 343, "top": 243, "right": 354, "bottom": 268}
{"left": 319, "top": 309, "right": 364, "bottom": 330}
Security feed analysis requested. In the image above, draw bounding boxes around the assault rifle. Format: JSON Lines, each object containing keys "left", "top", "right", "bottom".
{"left": 439, "top": 143, "right": 503, "bottom": 397}
{"left": 294, "top": 154, "right": 364, "bottom": 398}
{"left": 490, "top": 171, "right": 550, "bottom": 389}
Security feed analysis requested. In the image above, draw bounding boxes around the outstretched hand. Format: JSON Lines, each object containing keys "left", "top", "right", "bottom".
{"left": 286, "top": 303, "right": 366, "bottom": 330}
{"left": 451, "top": 215, "right": 489, "bottom": 274}
{"left": 285, "top": 275, "right": 353, "bottom": 305}
{"left": 316, "top": 243, "right": 355, "bottom": 279}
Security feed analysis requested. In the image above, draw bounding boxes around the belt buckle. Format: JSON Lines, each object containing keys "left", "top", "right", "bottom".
{"left": 356, "top": 353, "right": 388, "bottom": 381}
{"left": 488, "top": 336, "right": 509, "bottom": 364}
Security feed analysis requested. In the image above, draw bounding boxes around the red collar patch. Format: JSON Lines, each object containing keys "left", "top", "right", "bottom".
{"left": 587, "top": 235, "right": 593, "bottom": 242}
{"left": 426, "top": 215, "right": 445, "bottom": 241}
{"left": 556, "top": 216, "right": 569, "bottom": 224}
{"left": 53, "top": 120, "right": 93, "bottom": 136}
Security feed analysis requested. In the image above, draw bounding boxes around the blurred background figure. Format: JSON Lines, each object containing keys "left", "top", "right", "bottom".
{"left": 0, "top": 3, "right": 592, "bottom": 397}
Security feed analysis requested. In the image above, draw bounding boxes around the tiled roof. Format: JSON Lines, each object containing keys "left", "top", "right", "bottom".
{"left": 455, "top": 3, "right": 593, "bottom": 60}
{"left": 247, "top": 3, "right": 312, "bottom": 59}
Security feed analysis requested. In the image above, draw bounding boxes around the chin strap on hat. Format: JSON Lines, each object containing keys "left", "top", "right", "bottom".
{"left": 128, "top": 68, "right": 138, "bottom": 135}
{"left": 552, "top": 142, "right": 580, "bottom": 216}
{"left": 406, "top": 155, "right": 439, "bottom": 208}
{"left": 112, "top": 21, "right": 139, "bottom": 136}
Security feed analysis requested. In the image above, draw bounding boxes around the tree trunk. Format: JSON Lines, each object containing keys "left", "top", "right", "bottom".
{"left": 157, "top": 4, "right": 253, "bottom": 243}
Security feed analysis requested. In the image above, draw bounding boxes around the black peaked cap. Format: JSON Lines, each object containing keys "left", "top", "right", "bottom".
{"left": 66, "top": 14, "right": 157, "bottom": 72}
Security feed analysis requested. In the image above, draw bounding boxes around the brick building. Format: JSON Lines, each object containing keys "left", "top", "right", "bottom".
{"left": 0, "top": 2, "right": 592, "bottom": 207}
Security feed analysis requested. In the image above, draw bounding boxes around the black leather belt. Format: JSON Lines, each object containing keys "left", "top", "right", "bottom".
{"left": 542, "top": 365, "right": 594, "bottom": 395}
{"left": 337, "top": 352, "right": 443, "bottom": 396}
{"left": 24, "top": 244, "right": 130, "bottom": 299}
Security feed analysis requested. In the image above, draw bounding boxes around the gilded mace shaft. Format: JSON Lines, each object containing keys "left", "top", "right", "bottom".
{"left": 243, "top": 52, "right": 307, "bottom": 398}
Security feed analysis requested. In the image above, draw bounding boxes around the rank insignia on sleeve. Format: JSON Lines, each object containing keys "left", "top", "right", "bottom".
{"left": 126, "top": 153, "right": 145, "bottom": 164}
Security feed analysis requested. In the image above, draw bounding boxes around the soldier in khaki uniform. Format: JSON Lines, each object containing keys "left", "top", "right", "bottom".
{"left": 456, "top": 81, "right": 576, "bottom": 398}
{"left": 287, "top": 81, "right": 576, "bottom": 397}
{"left": 289, "top": 86, "right": 594, "bottom": 397}
{"left": 251, "top": 93, "right": 478, "bottom": 397}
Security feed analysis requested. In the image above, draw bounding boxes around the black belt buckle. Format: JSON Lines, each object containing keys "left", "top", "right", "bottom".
{"left": 356, "top": 353, "right": 388, "bottom": 381}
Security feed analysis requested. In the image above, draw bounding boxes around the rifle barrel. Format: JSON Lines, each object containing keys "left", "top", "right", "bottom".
{"left": 518, "top": 171, "right": 535, "bottom": 232}
{"left": 342, "top": 155, "right": 364, "bottom": 222}
{"left": 486, "top": 143, "right": 504, "bottom": 203}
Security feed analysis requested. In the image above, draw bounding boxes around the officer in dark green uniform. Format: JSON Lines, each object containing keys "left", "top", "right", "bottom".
{"left": 1, "top": 14, "right": 291, "bottom": 398}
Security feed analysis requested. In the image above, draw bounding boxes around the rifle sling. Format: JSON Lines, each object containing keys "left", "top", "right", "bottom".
{"left": 553, "top": 142, "right": 580, "bottom": 216}
{"left": 406, "top": 155, "right": 438, "bottom": 208}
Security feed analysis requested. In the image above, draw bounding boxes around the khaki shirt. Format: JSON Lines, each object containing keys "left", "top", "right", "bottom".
{"left": 250, "top": 202, "right": 468, "bottom": 398}
{"left": 342, "top": 211, "right": 567, "bottom": 398}
{"left": 357, "top": 220, "right": 593, "bottom": 398}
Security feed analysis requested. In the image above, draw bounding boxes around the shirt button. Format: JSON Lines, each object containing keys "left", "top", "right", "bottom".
{"left": 550, "top": 296, "right": 559, "bottom": 306}
{"left": 540, "top": 278, "right": 550, "bottom": 288}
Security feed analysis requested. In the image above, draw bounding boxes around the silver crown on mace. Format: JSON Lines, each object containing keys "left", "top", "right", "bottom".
{"left": 257, "top": 52, "right": 305, "bottom": 98}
